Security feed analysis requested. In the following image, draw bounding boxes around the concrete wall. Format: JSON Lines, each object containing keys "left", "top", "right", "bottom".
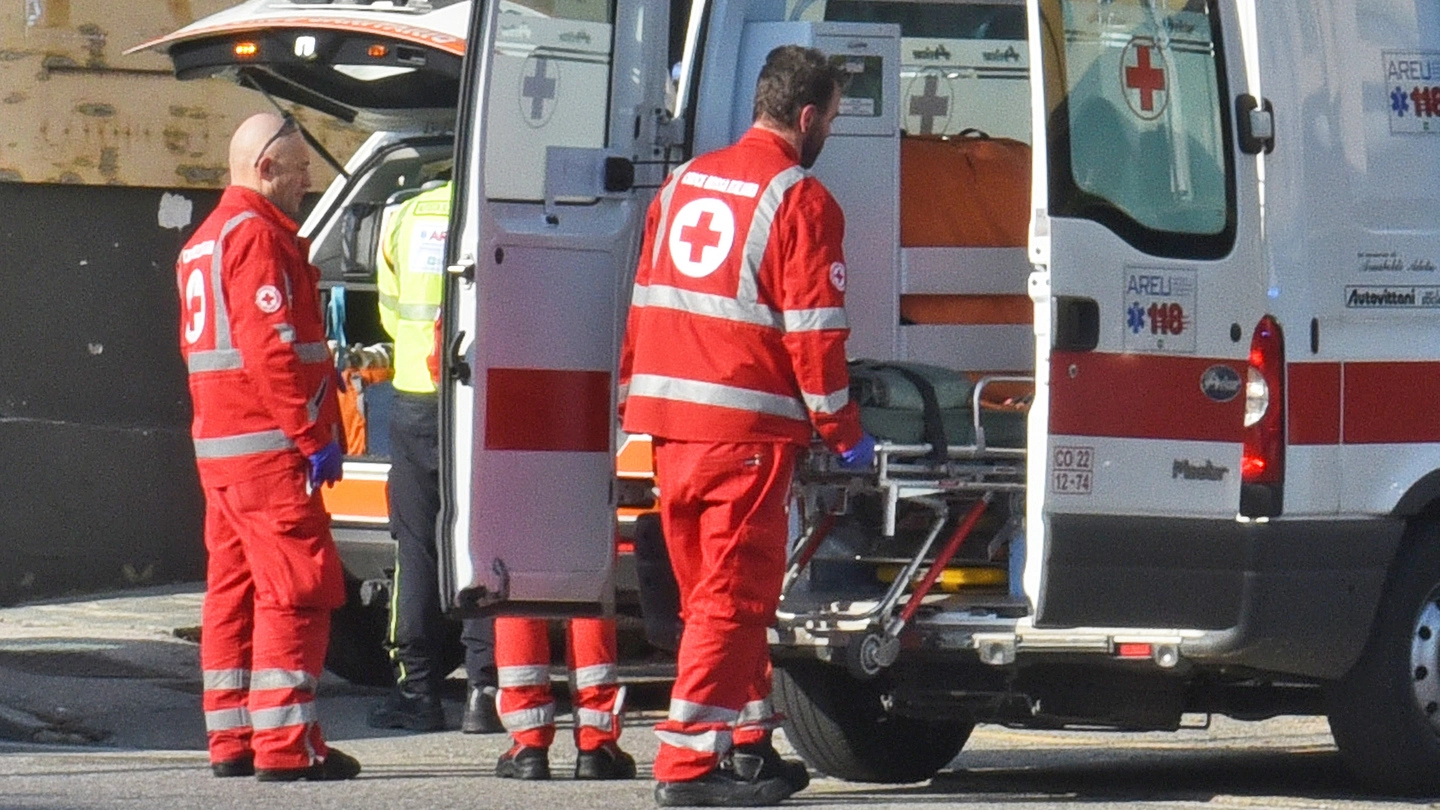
{"left": 0, "top": 1, "right": 367, "bottom": 602}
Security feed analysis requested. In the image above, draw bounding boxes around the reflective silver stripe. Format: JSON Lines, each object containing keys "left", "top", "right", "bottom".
{"left": 307, "top": 375, "right": 328, "bottom": 425}
{"left": 616, "top": 381, "right": 629, "bottom": 405}
{"left": 738, "top": 167, "right": 807, "bottom": 310}
{"left": 204, "top": 707, "right": 251, "bottom": 732}
{"left": 250, "top": 669, "right": 317, "bottom": 693}
{"left": 572, "top": 663, "right": 618, "bottom": 690}
{"left": 193, "top": 429, "right": 294, "bottom": 459}
{"left": 783, "top": 306, "right": 847, "bottom": 333}
{"left": 802, "top": 386, "right": 851, "bottom": 416}
{"left": 210, "top": 212, "right": 257, "bottom": 355}
{"left": 668, "top": 698, "right": 740, "bottom": 725}
{"left": 188, "top": 349, "right": 243, "bottom": 373}
{"left": 498, "top": 664, "right": 551, "bottom": 688}
{"left": 499, "top": 703, "right": 555, "bottom": 732}
{"left": 274, "top": 323, "right": 296, "bottom": 344}
{"left": 202, "top": 669, "right": 249, "bottom": 691}
{"left": 250, "top": 702, "right": 317, "bottom": 731}
{"left": 655, "top": 728, "right": 731, "bottom": 754}
{"left": 294, "top": 341, "right": 331, "bottom": 364}
{"left": 653, "top": 159, "right": 696, "bottom": 267}
{"left": 575, "top": 707, "right": 615, "bottom": 732}
{"left": 631, "top": 283, "right": 781, "bottom": 329}
{"left": 628, "top": 374, "right": 807, "bottom": 422}
{"left": 735, "top": 698, "right": 777, "bottom": 727}
{"left": 378, "top": 291, "right": 398, "bottom": 312}
{"left": 396, "top": 302, "right": 441, "bottom": 322}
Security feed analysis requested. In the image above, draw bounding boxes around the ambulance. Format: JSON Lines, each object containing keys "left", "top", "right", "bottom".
{"left": 129, "top": 0, "right": 666, "bottom": 687}
{"left": 148, "top": 0, "right": 1440, "bottom": 795}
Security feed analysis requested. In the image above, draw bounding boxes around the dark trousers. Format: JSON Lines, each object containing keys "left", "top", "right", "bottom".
{"left": 387, "top": 391, "right": 495, "bottom": 693}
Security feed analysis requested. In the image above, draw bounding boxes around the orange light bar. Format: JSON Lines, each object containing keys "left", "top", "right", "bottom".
{"left": 1116, "top": 642, "right": 1152, "bottom": 659}
{"left": 234, "top": 41, "right": 258, "bottom": 58}
{"left": 368, "top": 43, "right": 389, "bottom": 58}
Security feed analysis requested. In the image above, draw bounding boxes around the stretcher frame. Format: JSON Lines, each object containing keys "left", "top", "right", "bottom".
{"left": 774, "top": 375, "right": 1033, "bottom": 677}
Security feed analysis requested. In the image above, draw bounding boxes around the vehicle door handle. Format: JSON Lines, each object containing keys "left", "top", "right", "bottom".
{"left": 1054, "top": 296, "right": 1099, "bottom": 352}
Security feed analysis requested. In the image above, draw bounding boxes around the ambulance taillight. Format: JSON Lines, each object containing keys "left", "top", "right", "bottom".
{"left": 1241, "top": 315, "right": 1284, "bottom": 517}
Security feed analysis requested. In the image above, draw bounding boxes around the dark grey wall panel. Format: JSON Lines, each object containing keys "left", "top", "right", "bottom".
{"left": 0, "top": 183, "right": 221, "bottom": 603}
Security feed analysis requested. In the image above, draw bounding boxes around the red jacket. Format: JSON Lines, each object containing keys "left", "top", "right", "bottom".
{"left": 619, "top": 128, "right": 862, "bottom": 452}
{"left": 177, "top": 186, "right": 341, "bottom": 488}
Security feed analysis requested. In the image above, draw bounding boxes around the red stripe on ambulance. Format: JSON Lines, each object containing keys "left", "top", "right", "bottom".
{"left": 485, "top": 368, "right": 611, "bottom": 452}
{"left": 1049, "top": 351, "right": 1245, "bottom": 442}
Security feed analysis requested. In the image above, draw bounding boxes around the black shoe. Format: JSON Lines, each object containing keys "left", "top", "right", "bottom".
{"left": 575, "top": 743, "right": 637, "bottom": 780}
{"left": 732, "top": 743, "right": 809, "bottom": 796}
{"left": 495, "top": 745, "right": 551, "bottom": 780}
{"left": 367, "top": 688, "right": 445, "bottom": 732}
{"left": 462, "top": 685, "right": 504, "bottom": 734}
{"left": 654, "top": 769, "right": 791, "bottom": 807}
{"left": 211, "top": 755, "right": 254, "bottom": 778}
{"left": 255, "top": 748, "right": 362, "bottom": 782}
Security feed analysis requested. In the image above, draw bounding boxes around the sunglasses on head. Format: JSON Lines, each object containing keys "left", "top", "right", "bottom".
{"left": 253, "top": 114, "right": 299, "bottom": 168}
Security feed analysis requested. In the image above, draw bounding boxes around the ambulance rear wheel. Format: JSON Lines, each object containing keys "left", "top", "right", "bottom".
{"left": 773, "top": 659, "right": 972, "bottom": 783}
{"left": 1327, "top": 524, "right": 1440, "bottom": 795}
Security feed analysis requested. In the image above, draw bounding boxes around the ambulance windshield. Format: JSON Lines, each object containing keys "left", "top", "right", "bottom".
{"left": 1043, "top": 0, "right": 1234, "bottom": 258}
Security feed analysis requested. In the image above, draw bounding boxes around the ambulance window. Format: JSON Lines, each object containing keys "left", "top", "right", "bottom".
{"left": 793, "top": 0, "right": 1031, "bottom": 143}
{"left": 1043, "top": 0, "right": 1235, "bottom": 258}
{"left": 482, "top": 0, "right": 614, "bottom": 200}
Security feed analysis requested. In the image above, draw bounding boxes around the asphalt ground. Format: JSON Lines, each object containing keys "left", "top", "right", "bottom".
{"left": 0, "top": 583, "right": 1424, "bottom": 810}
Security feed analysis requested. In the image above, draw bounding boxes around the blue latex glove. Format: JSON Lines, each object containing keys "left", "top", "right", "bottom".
{"left": 837, "top": 432, "right": 877, "bottom": 470}
{"left": 307, "top": 440, "right": 344, "bottom": 489}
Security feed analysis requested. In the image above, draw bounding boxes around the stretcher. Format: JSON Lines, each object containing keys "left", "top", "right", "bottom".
{"left": 775, "top": 374, "right": 1033, "bottom": 677}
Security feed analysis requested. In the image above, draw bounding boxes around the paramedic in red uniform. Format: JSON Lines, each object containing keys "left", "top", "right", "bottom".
{"left": 491, "top": 616, "right": 636, "bottom": 780}
{"left": 619, "top": 45, "right": 875, "bottom": 807}
{"left": 176, "top": 112, "right": 360, "bottom": 782}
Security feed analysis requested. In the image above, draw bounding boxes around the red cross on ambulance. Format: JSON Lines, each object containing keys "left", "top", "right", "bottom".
{"left": 1121, "top": 36, "right": 1168, "bottom": 120}
{"left": 667, "top": 198, "right": 735, "bottom": 279}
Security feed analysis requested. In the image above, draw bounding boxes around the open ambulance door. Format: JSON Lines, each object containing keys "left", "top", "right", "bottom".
{"left": 125, "top": 0, "right": 471, "bottom": 131}
{"left": 1027, "top": 0, "right": 1267, "bottom": 629}
{"left": 440, "top": 0, "right": 673, "bottom": 616}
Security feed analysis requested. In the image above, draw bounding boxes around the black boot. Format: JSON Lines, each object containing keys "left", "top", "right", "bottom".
{"left": 575, "top": 742, "right": 637, "bottom": 780}
{"left": 495, "top": 745, "right": 551, "bottom": 780}
{"left": 732, "top": 742, "right": 809, "bottom": 797}
{"left": 654, "top": 768, "right": 790, "bottom": 807}
{"left": 210, "top": 754, "right": 254, "bottom": 778}
{"left": 367, "top": 687, "right": 445, "bottom": 732}
{"left": 462, "top": 684, "right": 504, "bottom": 734}
{"left": 255, "top": 748, "right": 362, "bottom": 782}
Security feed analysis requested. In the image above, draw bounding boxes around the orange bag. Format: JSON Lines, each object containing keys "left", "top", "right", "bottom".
{"left": 900, "top": 131, "right": 1031, "bottom": 248}
{"left": 337, "top": 366, "right": 393, "bottom": 455}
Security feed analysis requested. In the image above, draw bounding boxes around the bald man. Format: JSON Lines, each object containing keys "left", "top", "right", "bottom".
{"left": 175, "top": 112, "right": 360, "bottom": 782}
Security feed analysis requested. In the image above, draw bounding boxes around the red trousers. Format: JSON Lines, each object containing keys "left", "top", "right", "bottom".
{"left": 651, "top": 439, "right": 796, "bottom": 782}
{"left": 200, "top": 462, "right": 345, "bottom": 770}
{"left": 495, "top": 616, "right": 623, "bottom": 751}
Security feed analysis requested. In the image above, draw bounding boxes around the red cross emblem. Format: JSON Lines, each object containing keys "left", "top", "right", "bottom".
{"left": 1121, "top": 37, "right": 1168, "bottom": 120}
{"left": 678, "top": 211, "right": 724, "bottom": 264}
{"left": 667, "top": 198, "right": 735, "bottom": 279}
{"left": 255, "top": 284, "right": 283, "bottom": 314}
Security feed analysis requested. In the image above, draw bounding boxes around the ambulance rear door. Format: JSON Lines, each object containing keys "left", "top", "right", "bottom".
{"left": 1027, "top": 0, "right": 1266, "bottom": 628}
{"left": 126, "top": 0, "right": 471, "bottom": 131}
{"left": 440, "top": 0, "right": 672, "bottom": 615}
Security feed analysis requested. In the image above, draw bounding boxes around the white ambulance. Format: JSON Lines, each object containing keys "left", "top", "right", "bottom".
{"left": 129, "top": 0, "right": 670, "bottom": 687}
{"left": 150, "top": 0, "right": 1440, "bottom": 795}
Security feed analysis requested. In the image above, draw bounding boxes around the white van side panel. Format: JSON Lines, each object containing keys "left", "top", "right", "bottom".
{"left": 1257, "top": 1, "right": 1440, "bottom": 516}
